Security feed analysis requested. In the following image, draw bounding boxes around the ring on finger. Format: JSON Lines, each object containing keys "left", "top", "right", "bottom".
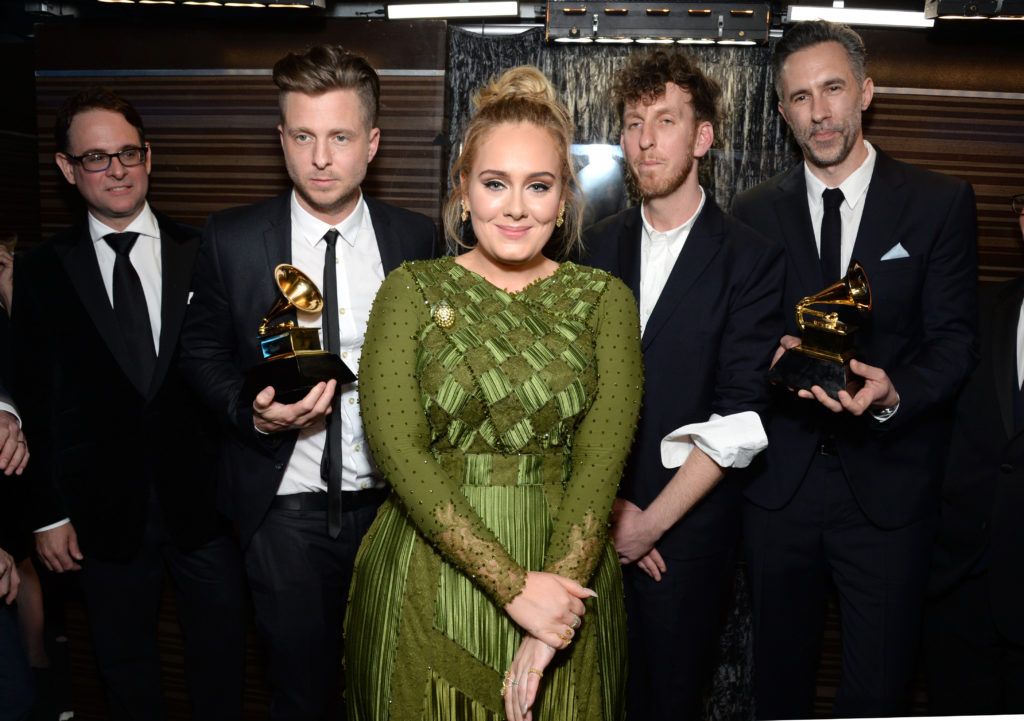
{"left": 559, "top": 627, "right": 574, "bottom": 642}
{"left": 528, "top": 667, "right": 543, "bottom": 678}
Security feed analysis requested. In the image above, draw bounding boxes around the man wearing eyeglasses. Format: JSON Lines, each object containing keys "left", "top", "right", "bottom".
{"left": 925, "top": 193, "right": 1024, "bottom": 715}
{"left": 11, "top": 87, "right": 244, "bottom": 720}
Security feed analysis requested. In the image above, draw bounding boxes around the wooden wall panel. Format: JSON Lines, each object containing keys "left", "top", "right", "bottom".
{"left": 866, "top": 90, "right": 1024, "bottom": 281}
{"left": 34, "top": 20, "right": 445, "bottom": 246}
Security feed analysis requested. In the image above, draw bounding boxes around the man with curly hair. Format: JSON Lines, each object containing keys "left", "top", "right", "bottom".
{"left": 584, "top": 50, "right": 784, "bottom": 721}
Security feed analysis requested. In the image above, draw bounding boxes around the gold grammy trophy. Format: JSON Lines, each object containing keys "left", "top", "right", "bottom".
{"left": 768, "top": 261, "right": 872, "bottom": 400}
{"left": 242, "top": 264, "right": 355, "bottom": 404}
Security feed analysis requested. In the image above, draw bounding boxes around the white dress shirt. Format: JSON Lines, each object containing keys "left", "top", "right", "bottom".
{"left": 37, "top": 205, "right": 163, "bottom": 533}
{"left": 277, "top": 192, "right": 385, "bottom": 495}
{"left": 804, "top": 140, "right": 877, "bottom": 278}
{"left": 1017, "top": 296, "right": 1024, "bottom": 389}
{"left": 639, "top": 187, "right": 705, "bottom": 336}
{"left": 639, "top": 188, "right": 769, "bottom": 471}
{"left": 803, "top": 141, "right": 899, "bottom": 421}
{"left": 0, "top": 401, "right": 18, "bottom": 425}
{"left": 89, "top": 203, "right": 162, "bottom": 352}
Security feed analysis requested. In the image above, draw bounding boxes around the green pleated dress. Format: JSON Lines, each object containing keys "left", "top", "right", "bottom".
{"left": 346, "top": 257, "right": 642, "bottom": 721}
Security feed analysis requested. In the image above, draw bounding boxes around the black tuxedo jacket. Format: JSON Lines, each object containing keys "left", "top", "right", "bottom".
{"left": 732, "top": 149, "right": 978, "bottom": 529}
{"left": 179, "top": 192, "right": 437, "bottom": 547}
{"left": 12, "top": 213, "right": 225, "bottom": 561}
{"left": 583, "top": 196, "right": 785, "bottom": 558}
{"left": 929, "top": 278, "right": 1024, "bottom": 643}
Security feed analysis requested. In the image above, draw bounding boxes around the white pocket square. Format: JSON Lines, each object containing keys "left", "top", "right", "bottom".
{"left": 880, "top": 243, "right": 909, "bottom": 261}
{"left": 187, "top": 291, "right": 195, "bottom": 304}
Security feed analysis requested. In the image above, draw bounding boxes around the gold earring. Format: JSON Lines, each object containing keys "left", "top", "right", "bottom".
{"left": 555, "top": 203, "right": 565, "bottom": 228}
{"left": 461, "top": 202, "right": 469, "bottom": 223}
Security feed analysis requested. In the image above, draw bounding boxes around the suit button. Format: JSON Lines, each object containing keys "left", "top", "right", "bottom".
{"left": 274, "top": 463, "right": 284, "bottom": 471}
{"left": 1001, "top": 463, "right": 1014, "bottom": 473}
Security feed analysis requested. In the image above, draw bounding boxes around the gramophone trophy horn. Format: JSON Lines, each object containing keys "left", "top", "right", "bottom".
{"left": 768, "top": 261, "right": 873, "bottom": 400}
{"left": 242, "top": 264, "right": 355, "bottom": 404}
{"left": 258, "top": 264, "right": 325, "bottom": 336}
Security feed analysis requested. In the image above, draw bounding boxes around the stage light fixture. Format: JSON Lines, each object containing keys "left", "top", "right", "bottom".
{"left": 787, "top": 5, "right": 934, "bottom": 27}
{"left": 386, "top": 1, "right": 518, "bottom": 19}
{"left": 546, "top": 2, "right": 771, "bottom": 44}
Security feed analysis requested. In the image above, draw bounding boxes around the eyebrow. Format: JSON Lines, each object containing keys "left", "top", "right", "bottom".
{"left": 288, "top": 126, "right": 357, "bottom": 136}
{"left": 76, "top": 143, "right": 143, "bottom": 155}
{"left": 788, "top": 76, "right": 847, "bottom": 101}
{"left": 478, "top": 170, "right": 558, "bottom": 181}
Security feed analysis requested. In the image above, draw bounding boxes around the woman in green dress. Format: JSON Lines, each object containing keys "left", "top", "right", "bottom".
{"left": 346, "top": 66, "right": 642, "bottom": 721}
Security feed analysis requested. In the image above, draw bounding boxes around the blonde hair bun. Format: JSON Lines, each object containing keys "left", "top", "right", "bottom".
{"left": 473, "top": 66, "right": 561, "bottom": 115}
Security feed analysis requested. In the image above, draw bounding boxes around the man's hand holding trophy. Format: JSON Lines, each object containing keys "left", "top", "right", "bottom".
{"left": 769, "top": 262, "right": 900, "bottom": 417}
{"left": 242, "top": 264, "right": 355, "bottom": 410}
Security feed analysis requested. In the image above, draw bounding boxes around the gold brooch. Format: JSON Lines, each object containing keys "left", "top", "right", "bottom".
{"left": 432, "top": 300, "right": 455, "bottom": 329}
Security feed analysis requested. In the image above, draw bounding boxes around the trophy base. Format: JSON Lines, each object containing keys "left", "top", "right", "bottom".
{"left": 243, "top": 353, "right": 356, "bottom": 405}
{"left": 768, "top": 347, "right": 863, "bottom": 401}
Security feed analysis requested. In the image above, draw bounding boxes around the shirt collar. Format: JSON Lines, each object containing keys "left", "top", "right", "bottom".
{"left": 290, "top": 190, "right": 367, "bottom": 249}
{"left": 88, "top": 202, "right": 159, "bottom": 244}
{"left": 640, "top": 186, "right": 706, "bottom": 244}
{"left": 805, "top": 140, "right": 876, "bottom": 211}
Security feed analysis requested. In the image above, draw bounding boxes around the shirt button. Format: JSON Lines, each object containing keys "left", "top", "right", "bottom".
{"left": 354, "top": 443, "right": 361, "bottom": 452}
{"left": 342, "top": 351, "right": 349, "bottom": 359}
{"left": 361, "top": 481, "right": 371, "bottom": 490}
{"left": 339, "top": 308, "right": 347, "bottom": 315}
{"left": 348, "top": 397, "right": 356, "bottom": 405}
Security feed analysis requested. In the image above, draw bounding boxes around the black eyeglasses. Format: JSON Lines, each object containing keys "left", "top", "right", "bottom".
{"left": 65, "top": 145, "right": 149, "bottom": 173}
{"left": 1013, "top": 193, "right": 1024, "bottom": 216}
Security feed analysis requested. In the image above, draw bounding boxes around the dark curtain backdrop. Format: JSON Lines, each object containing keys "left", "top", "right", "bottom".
{"left": 445, "top": 27, "right": 793, "bottom": 216}
{"left": 444, "top": 27, "right": 794, "bottom": 720}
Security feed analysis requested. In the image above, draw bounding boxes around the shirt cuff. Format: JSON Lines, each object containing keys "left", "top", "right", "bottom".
{"left": 35, "top": 518, "right": 71, "bottom": 533}
{"left": 0, "top": 401, "right": 20, "bottom": 426}
{"left": 660, "top": 411, "right": 768, "bottom": 470}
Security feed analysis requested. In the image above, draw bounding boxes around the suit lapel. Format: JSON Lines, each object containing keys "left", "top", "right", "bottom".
{"left": 851, "top": 151, "right": 908, "bottom": 268}
{"left": 617, "top": 207, "right": 642, "bottom": 305}
{"left": 149, "top": 216, "right": 197, "bottom": 399}
{"left": 772, "top": 166, "right": 822, "bottom": 294}
{"left": 641, "top": 197, "right": 723, "bottom": 350}
{"left": 992, "top": 278, "right": 1024, "bottom": 439}
{"left": 56, "top": 225, "right": 140, "bottom": 390}
{"left": 366, "top": 197, "right": 401, "bottom": 274}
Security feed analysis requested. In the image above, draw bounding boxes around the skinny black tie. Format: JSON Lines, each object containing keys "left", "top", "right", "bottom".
{"left": 820, "top": 187, "right": 845, "bottom": 286}
{"left": 104, "top": 232, "right": 156, "bottom": 393}
{"left": 320, "top": 229, "right": 344, "bottom": 538}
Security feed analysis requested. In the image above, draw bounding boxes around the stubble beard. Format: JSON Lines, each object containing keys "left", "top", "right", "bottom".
{"left": 632, "top": 153, "right": 694, "bottom": 201}
{"left": 797, "top": 116, "right": 861, "bottom": 170}
{"left": 295, "top": 180, "right": 361, "bottom": 221}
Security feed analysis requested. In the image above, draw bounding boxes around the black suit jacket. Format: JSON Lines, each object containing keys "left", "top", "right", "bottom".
{"left": 179, "top": 193, "right": 437, "bottom": 547}
{"left": 583, "top": 196, "right": 785, "bottom": 558}
{"left": 929, "top": 278, "right": 1024, "bottom": 643}
{"left": 732, "top": 149, "right": 978, "bottom": 529}
{"left": 12, "top": 213, "right": 225, "bottom": 561}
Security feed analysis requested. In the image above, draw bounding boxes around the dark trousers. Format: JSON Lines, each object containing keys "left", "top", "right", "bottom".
{"left": 925, "top": 571, "right": 1024, "bottom": 715}
{"left": 0, "top": 602, "right": 33, "bottom": 721}
{"left": 623, "top": 547, "right": 735, "bottom": 721}
{"left": 77, "top": 499, "right": 245, "bottom": 721}
{"left": 244, "top": 500, "right": 380, "bottom": 721}
{"left": 744, "top": 453, "right": 935, "bottom": 719}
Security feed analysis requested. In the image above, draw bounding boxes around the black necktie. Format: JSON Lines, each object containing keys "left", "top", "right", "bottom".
{"left": 820, "top": 187, "right": 845, "bottom": 286}
{"left": 104, "top": 232, "right": 156, "bottom": 393}
{"left": 320, "top": 229, "right": 344, "bottom": 538}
